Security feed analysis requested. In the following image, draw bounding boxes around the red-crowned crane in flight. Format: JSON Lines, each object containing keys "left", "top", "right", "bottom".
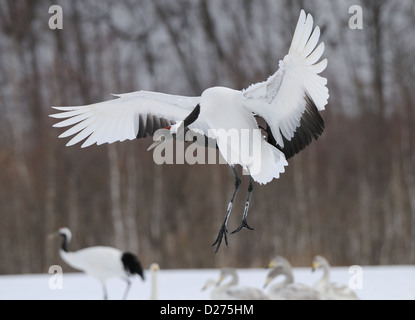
{"left": 50, "top": 10, "right": 329, "bottom": 252}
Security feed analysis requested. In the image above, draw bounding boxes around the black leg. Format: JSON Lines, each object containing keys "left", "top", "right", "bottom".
{"left": 122, "top": 278, "right": 131, "bottom": 300}
{"left": 103, "top": 283, "right": 108, "bottom": 300}
{"left": 212, "top": 166, "right": 241, "bottom": 253}
{"left": 231, "top": 175, "right": 254, "bottom": 234}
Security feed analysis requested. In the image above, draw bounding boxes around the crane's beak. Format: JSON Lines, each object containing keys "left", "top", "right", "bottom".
{"left": 47, "top": 231, "right": 58, "bottom": 240}
{"left": 147, "top": 135, "right": 165, "bottom": 151}
{"left": 147, "top": 128, "right": 171, "bottom": 151}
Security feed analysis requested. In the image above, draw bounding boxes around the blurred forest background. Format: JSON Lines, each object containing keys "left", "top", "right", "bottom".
{"left": 1, "top": 0, "right": 415, "bottom": 275}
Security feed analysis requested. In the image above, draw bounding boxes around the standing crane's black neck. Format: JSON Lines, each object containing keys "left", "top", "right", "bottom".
{"left": 60, "top": 234, "right": 69, "bottom": 252}
{"left": 183, "top": 104, "right": 200, "bottom": 127}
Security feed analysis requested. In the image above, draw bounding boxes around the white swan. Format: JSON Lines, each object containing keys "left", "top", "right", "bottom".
{"left": 266, "top": 255, "right": 293, "bottom": 270}
{"left": 215, "top": 267, "right": 269, "bottom": 300}
{"left": 201, "top": 278, "right": 229, "bottom": 300}
{"left": 149, "top": 263, "right": 160, "bottom": 300}
{"left": 312, "top": 255, "right": 359, "bottom": 300}
{"left": 264, "top": 259, "right": 322, "bottom": 300}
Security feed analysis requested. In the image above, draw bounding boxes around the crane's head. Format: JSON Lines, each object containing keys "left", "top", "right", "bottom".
{"left": 47, "top": 227, "right": 71, "bottom": 243}
{"left": 57, "top": 227, "right": 72, "bottom": 243}
{"left": 147, "top": 121, "right": 183, "bottom": 151}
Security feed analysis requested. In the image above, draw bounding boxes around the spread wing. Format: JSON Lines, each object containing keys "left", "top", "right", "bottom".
{"left": 49, "top": 91, "right": 201, "bottom": 148}
{"left": 243, "top": 10, "right": 329, "bottom": 159}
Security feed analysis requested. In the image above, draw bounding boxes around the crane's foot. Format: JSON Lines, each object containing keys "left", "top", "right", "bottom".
{"left": 230, "top": 218, "right": 254, "bottom": 234}
{"left": 212, "top": 223, "right": 229, "bottom": 253}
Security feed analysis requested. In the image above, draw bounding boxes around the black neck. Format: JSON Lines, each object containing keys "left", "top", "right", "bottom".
{"left": 60, "top": 234, "right": 69, "bottom": 252}
{"left": 183, "top": 104, "right": 200, "bottom": 127}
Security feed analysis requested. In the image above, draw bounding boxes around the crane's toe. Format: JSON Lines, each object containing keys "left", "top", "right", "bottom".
{"left": 230, "top": 218, "right": 254, "bottom": 234}
{"left": 212, "top": 224, "right": 229, "bottom": 253}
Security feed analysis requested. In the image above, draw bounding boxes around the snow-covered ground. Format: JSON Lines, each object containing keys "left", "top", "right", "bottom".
{"left": 0, "top": 265, "right": 414, "bottom": 300}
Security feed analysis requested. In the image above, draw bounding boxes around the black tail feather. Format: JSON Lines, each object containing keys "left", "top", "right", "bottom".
{"left": 122, "top": 252, "right": 145, "bottom": 280}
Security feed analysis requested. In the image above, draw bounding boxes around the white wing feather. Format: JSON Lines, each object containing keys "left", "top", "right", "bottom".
{"left": 50, "top": 9, "right": 327, "bottom": 157}
{"left": 50, "top": 91, "right": 200, "bottom": 148}
{"left": 243, "top": 10, "right": 329, "bottom": 148}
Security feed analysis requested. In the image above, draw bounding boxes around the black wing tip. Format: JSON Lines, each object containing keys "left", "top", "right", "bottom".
{"left": 183, "top": 104, "right": 200, "bottom": 127}
{"left": 136, "top": 105, "right": 201, "bottom": 140}
{"left": 136, "top": 115, "right": 173, "bottom": 139}
{"left": 283, "top": 93, "right": 325, "bottom": 159}
{"left": 265, "top": 93, "right": 325, "bottom": 159}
